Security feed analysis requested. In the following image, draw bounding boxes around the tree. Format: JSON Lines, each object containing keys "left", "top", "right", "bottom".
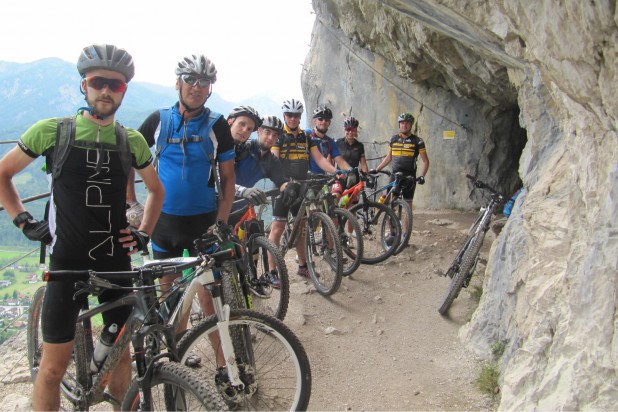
{"left": 12, "top": 290, "right": 17, "bottom": 299}
{"left": 3, "top": 270, "right": 15, "bottom": 279}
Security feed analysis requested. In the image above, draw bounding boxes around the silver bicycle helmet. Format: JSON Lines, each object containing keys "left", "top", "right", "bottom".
{"left": 228, "top": 106, "right": 262, "bottom": 130}
{"left": 344, "top": 117, "right": 359, "bottom": 128}
{"left": 261, "top": 115, "right": 284, "bottom": 132}
{"left": 398, "top": 112, "right": 415, "bottom": 123}
{"left": 175, "top": 54, "right": 217, "bottom": 83}
{"left": 281, "top": 99, "right": 304, "bottom": 114}
{"left": 312, "top": 106, "right": 333, "bottom": 119}
{"left": 77, "top": 44, "right": 135, "bottom": 82}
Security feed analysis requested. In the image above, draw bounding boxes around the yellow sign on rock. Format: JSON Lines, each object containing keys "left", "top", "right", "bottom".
{"left": 443, "top": 131, "right": 456, "bottom": 139}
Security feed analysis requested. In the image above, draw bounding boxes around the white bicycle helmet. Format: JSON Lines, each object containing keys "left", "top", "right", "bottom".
{"left": 175, "top": 54, "right": 217, "bottom": 83}
{"left": 228, "top": 106, "right": 262, "bottom": 130}
{"left": 261, "top": 115, "right": 284, "bottom": 132}
{"left": 77, "top": 44, "right": 135, "bottom": 82}
{"left": 282, "top": 99, "right": 304, "bottom": 114}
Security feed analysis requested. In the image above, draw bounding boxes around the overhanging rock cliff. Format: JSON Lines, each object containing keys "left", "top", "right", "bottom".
{"left": 302, "top": 0, "right": 617, "bottom": 409}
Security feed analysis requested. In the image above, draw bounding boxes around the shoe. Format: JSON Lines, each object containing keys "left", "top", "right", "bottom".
{"left": 297, "top": 265, "right": 311, "bottom": 279}
{"left": 385, "top": 232, "right": 397, "bottom": 247}
{"left": 185, "top": 353, "right": 202, "bottom": 367}
{"left": 265, "top": 270, "right": 281, "bottom": 289}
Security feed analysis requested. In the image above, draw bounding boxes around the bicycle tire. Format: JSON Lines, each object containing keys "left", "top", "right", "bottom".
{"left": 177, "top": 309, "right": 312, "bottom": 411}
{"left": 121, "top": 361, "right": 228, "bottom": 411}
{"left": 306, "top": 211, "right": 343, "bottom": 296}
{"left": 27, "top": 286, "right": 90, "bottom": 410}
{"left": 333, "top": 208, "right": 364, "bottom": 276}
{"left": 349, "top": 202, "right": 401, "bottom": 264}
{"left": 247, "top": 236, "right": 290, "bottom": 320}
{"left": 438, "top": 231, "right": 486, "bottom": 315}
{"left": 391, "top": 199, "right": 413, "bottom": 255}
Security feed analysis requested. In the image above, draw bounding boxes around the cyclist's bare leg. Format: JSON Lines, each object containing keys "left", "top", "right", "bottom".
{"left": 107, "top": 345, "right": 131, "bottom": 411}
{"left": 197, "top": 286, "right": 225, "bottom": 367}
{"left": 296, "top": 220, "right": 307, "bottom": 266}
{"left": 32, "top": 341, "right": 73, "bottom": 411}
{"left": 268, "top": 220, "right": 285, "bottom": 271}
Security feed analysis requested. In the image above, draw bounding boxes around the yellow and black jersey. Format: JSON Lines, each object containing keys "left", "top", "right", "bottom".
{"left": 273, "top": 127, "right": 317, "bottom": 180}
{"left": 389, "top": 133, "right": 426, "bottom": 175}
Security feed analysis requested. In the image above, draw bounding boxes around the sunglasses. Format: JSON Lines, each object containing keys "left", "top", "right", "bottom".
{"left": 284, "top": 113, "right": 301, "bottom": 119}
{"left": 181, "top": 74, "right": 211, "bottom": 88}
{"left": 345, "top": 127, "right": 357, "bottom": 132}
{"left": 85, "top": 76, "right": 127, "bottom": 93}
{"left": 315, "top": 117, "right": 331, "bottom": 122}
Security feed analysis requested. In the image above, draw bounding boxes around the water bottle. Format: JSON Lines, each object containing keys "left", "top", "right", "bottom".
{"left": 378, "top": 194, "right": 387, "bottom": 204}
{"left": 90, "top": 323, "right": 118, "bottom": 372}
{"left": 339, "top": 194, "right": 350, "bottom": 207}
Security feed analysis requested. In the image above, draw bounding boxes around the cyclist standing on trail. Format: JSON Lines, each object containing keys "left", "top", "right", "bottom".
{"left": 336, "top": 116, "right": 369, "bottom": 174}
{"left": 126, "top": 54, "right": 236, "bottom": 329}
{"left": 373, "top": 112, "right": 429, "bottom": 208}
{"left": 269, "top": 99, "right": 339, "bottom": 279}
{"left": 0, "top": 44, "right": 165, "bottom": 411}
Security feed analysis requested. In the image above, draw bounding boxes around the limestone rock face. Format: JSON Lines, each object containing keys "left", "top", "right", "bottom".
{"left": 303, "top": 0, "right": 617, "bottom": 409}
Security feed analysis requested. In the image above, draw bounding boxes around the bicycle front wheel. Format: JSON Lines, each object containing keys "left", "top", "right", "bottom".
{"left": 350, "top": 202, "right": 402, "bottom": 264}
{"left": 438, "top": 231, "right": 486, "bottom": 315}
{"left": 247, "top": 235, "right": 290, "bottom": 320}
{"left": 306, "top": 211, "right": 343, "bottom": 296}
{"left": 333, "top": 208, "right": 364, "bottom": 276}
{"left": 391, "top": 199, "right": 413, "bottom": 255}
{"left": 177, "top": 309, "right": 312, "bottom": 411}
{"left": 121, "top": 362, "right": 227, "bottom": 411}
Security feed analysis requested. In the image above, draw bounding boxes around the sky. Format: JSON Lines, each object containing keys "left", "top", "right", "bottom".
{"left": 1, "top": 0, "right": 315, "bottom": 102}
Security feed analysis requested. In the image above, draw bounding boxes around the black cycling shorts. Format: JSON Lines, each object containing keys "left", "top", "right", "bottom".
{"left": 42, "top": 258, "right": 132, "bottom": 344}
{"left": 272, "top": 194, "right": 302, "bottom": 221}
{"left": 390, "top": 174, "right": 417, "bottom": 201}
{"left": 151, "top": 211, "right": 218, "bottom": 259}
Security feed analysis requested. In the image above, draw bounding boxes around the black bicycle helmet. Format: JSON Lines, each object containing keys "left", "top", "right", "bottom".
{"left": 228, "top": 106, "right": 262, "bottom": 130}
{"left": 77, "top": 44, "right": 135, "bottom": 82}
{"left": 312, "top": 106, "right": 333, "bottom": 119}
{"left": 281, "top": 99, "right": 304, "bottom": 114}
{"left": 175, "top": 54, "right": 217, "bottom": 83}
{"left": 344, "top": 116, "right": 359, "bottom": 128}
{"left": 398, "top": 112, "right": 415, "bottom": 123}
{"left": 261, "top": 115, "right": 284, "bottom": 132}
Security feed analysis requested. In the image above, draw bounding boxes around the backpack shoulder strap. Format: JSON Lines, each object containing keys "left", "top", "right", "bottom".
{"left": 114, "top": 121, "right": 132, "bottom": 176}
{"left": 51, "top": 116, "right": 77, "bottom": 181}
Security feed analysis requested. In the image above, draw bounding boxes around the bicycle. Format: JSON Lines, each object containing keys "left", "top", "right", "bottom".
{"left": 368, "top": 171, "right": 421, "bottom": 255}
{"left": 27, "top": 252, "right": 231, "bottom": 410}
{"left": 152, "top": 220, "right": 312, "bottom": 410}
{"left": 279, "top": 174, "right": 344, "bottom": 296}
{"left": 228, "top": 189, "right": 290, "bottom": 320}
{"left": 314, "top": 172, "right": 364, "bottom": 277}
{"left": 437, "top": 174, "right": 505, "bottom": 315}
{"left": 339, "top": 171, "right": 403, "bottom": 264}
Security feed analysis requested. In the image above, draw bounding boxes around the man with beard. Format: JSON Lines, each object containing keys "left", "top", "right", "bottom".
{"left": 0, "top": 44, "right": 164, "bottom": 410}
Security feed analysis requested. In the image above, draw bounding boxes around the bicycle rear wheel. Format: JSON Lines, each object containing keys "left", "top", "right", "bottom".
{"left": 350, "top": 202, "right": 401, "bottom": 264}
{"left": 306, "top": 211, "right": 343, "bottom": 296}
{"left": 247, "top": 235, "right": 290, "bottom": 320}
{"left": 121, "top": 362, "right": 227, "bottom": 411}
{"left": 333, "top": 208, "right": 363, "bottom": 276}
{"left": 438, "top": 231, "right": 486, "bottom": 315}
{"left": 177, "top": 309, "right": 312, "bottom": 411}
{"left": 391, "top": 199, "right": 412, "bottom": 255}
{"left": 27, "top": 286, "right": 89, "bottom": 410}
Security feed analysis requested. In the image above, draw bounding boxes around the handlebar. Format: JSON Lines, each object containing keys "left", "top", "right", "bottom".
{"left": 465, "top": 174, "right": 504, "bottom": 199}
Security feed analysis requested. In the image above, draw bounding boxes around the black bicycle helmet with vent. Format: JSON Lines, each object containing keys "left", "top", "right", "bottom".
{"left": 175, "top": 54, "right": 217, "bottom": 83}
{"left": 344, "top": 117, "right": 359, "bottom": 128}
{"left": 77, "top": 44, "right": 135, "bottom": 82}
{"left": 228, "top": 106, "right": 262, "bottom": 130}
{"left": 281, "top": 99, "right": 304, "bottom": 114}
{"left": 398, "top": 112, "right": 415, "bottom": 123}
{"left": 261, "top": 115, "right": 284, "bottom": 132}
{"left": 312, "top": 106, "right": 333, "bottom": 119}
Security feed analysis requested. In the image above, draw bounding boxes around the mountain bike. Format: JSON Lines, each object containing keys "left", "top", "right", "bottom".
{"left": 437, "top": 174, "right": 505, "bottom": 315}
{"left": 339, "top": 171, "right": 403, "bottom": 264}
{"left": 280, "top": 174, "right": 344, "bottom": 296}
{"left": 368, "top": 171, "right": 421, "bottom": 255}
{"left": 27, "top": 255, "right": 230, "bottom": 410}
{"left": 228, "top": 189, "right": 290, "bottom": 320}
{"left": 151, "top": 220, "right": 312, "bottom": 410}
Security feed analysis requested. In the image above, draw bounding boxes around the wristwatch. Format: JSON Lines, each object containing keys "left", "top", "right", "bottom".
{"left": 13, "top": 211, "right": 34, "bottom": 228}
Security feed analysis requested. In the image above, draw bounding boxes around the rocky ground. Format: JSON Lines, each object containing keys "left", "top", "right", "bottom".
{"left": 0, "top": 208, "right": 499, "bottom": 411}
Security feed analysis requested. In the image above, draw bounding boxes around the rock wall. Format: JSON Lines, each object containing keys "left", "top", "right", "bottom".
{"left": 304, "top": 0, "right": 617, "bottom": 409}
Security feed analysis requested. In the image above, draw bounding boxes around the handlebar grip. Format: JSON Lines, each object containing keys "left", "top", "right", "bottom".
{"left": 43, "top": 270, "right": 90, "bottom": 282}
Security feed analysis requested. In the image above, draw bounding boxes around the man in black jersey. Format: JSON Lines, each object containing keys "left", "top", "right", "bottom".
{"left": 0, "top": 44, "right": 164, "bottom": 411}
{"left": 374, "top": 112, "right": 429, "bottom": 208}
